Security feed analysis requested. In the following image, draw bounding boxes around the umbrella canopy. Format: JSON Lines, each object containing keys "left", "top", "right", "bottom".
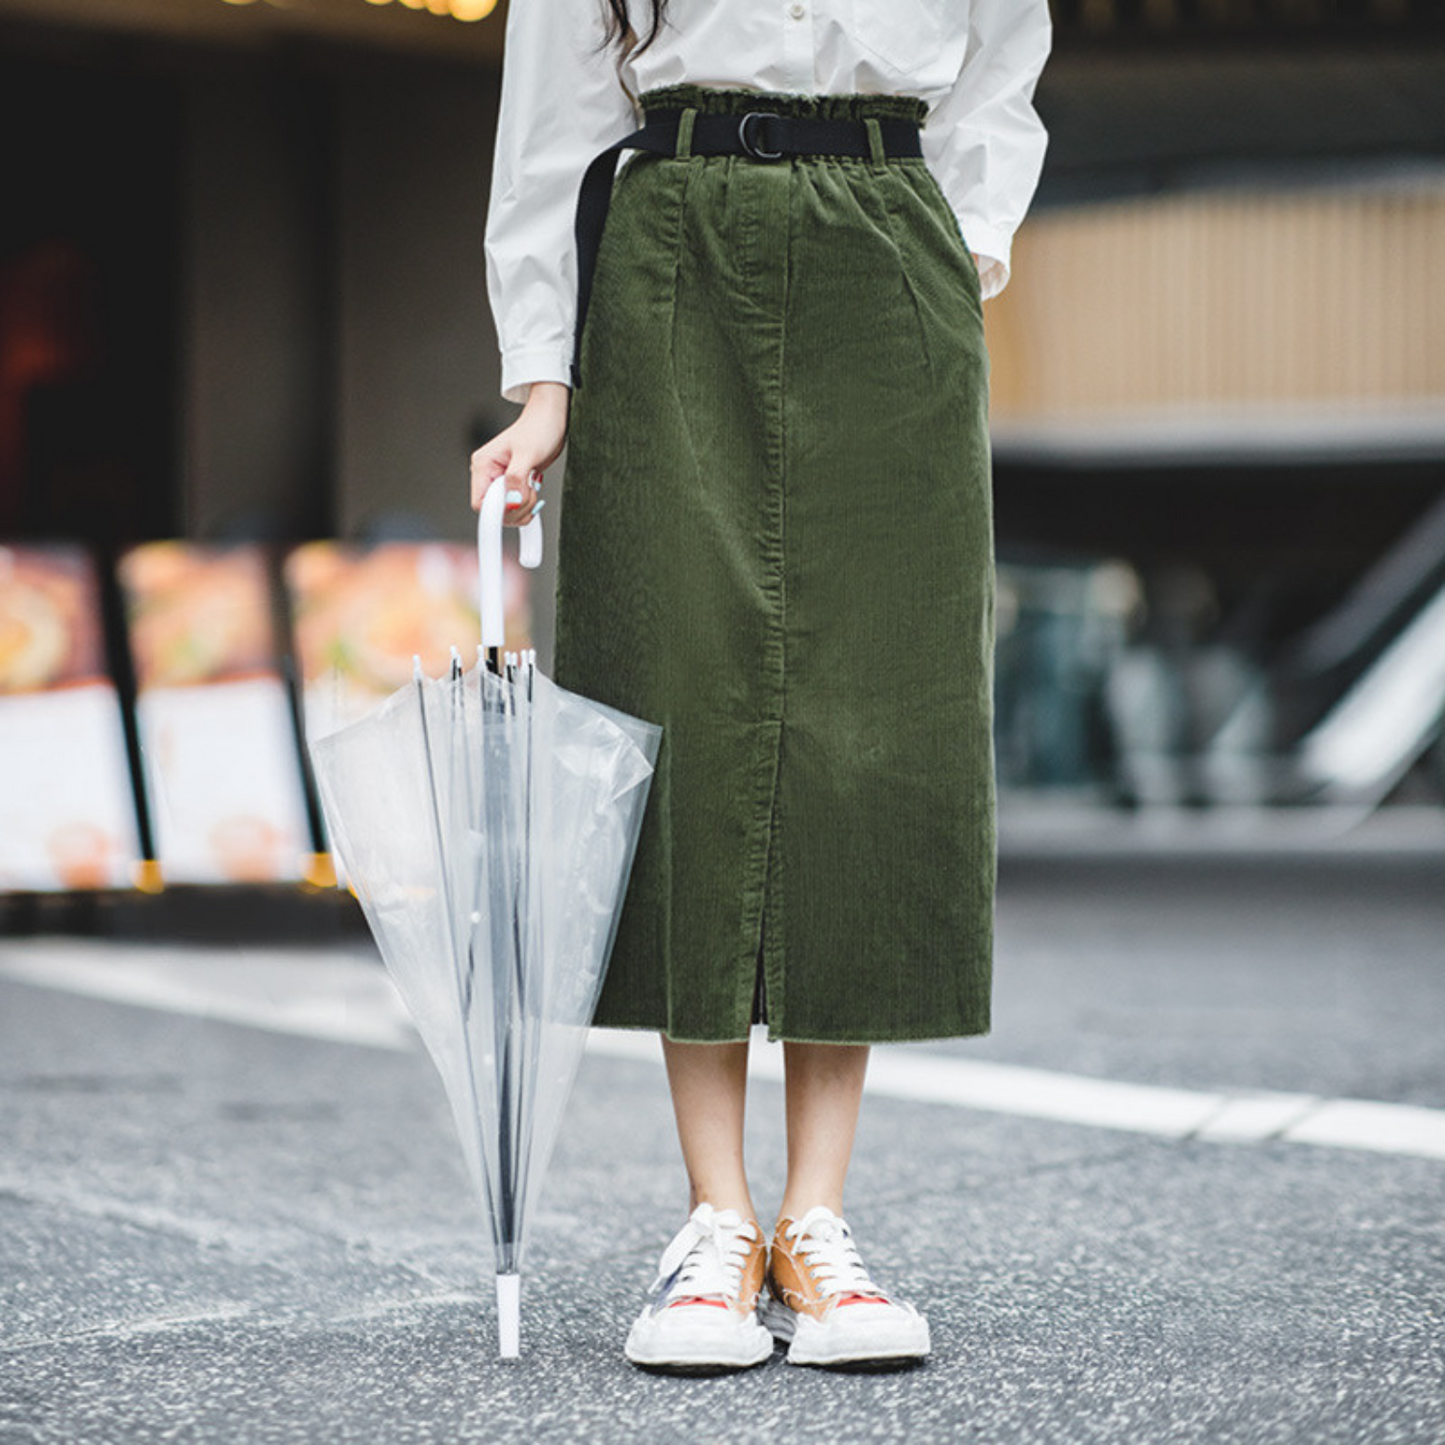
{"left": 308, "top": 480, "right": 661, "bottom": 1356}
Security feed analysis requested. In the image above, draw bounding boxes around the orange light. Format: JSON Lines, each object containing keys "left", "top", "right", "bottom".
{"left": 133, "top": 859, "right": 165, "bottom": 894}
{"left": 301, "top": 853, "right": 340, "bottom": 891}
{"left": 215, "top": 0, "right": 500, "bottom": 22}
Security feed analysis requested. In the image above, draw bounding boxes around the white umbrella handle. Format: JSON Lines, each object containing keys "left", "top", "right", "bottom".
{"left": 478, "top": 475, "right": 545, "bottom": 648}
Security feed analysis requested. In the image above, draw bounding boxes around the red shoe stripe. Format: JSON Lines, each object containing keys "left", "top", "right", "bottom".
{"left": 667, "top": 1296, "right": 731, "bottom": 1311}
{"left": 835, "top": 1292, "right": 889, "bottom": 1307}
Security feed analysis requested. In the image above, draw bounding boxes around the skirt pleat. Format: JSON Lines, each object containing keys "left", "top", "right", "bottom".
{"left": 553, "top": 84, "right": 996, "bottom": 1044}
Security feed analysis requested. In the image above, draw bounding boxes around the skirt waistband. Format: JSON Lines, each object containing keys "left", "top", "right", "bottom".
{"left": 638, "top": 84, "right": 930, "bottom": 128}
{"left": 570, "top": 86, "right": 930, "bottom": 391}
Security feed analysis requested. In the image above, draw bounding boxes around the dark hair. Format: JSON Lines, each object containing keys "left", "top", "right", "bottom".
{"left": 599, "top": 0, "right": 670, "bottom": 57}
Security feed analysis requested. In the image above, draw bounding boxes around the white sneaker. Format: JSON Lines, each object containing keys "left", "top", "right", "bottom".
{"left": 624, "top": 1203, "right": 774, "bottom": 1371}
{"left": 760, "top": 1205, "right": 931, "bottom": 1367}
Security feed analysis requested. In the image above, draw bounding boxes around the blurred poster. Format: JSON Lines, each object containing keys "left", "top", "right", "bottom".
{"left": 118, "top": 543, "right": 310, "bottom": 885}
{"left": 0, "top": 545, "right": 141, "bottom": 890}
{"left": 283, "top": 541, "right": 532, "bottom": 742}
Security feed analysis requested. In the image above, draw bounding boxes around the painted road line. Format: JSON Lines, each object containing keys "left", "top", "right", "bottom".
{"left": 581, "top": 1031, "right": 1445, "bottom": 1159}
{"left": 0, "top": 943, "right": 414, "bottom": 1052}
{"left": 3, "top": 943, "right": 1444, "bottom": 1163}
{"left": 589, "top": 1030, "right": 1220, "bottom": 1135}
{"left": 1283, "top": 1098, "right": 1445, "bottom": 1160}
{"left": 1190, "top": 1091, "right": 1325, "bottom": 1143}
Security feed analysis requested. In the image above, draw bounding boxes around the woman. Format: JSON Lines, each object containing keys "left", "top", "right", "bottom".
{"left": 476, "top": 0, "right": 1050, "bottom": 1371}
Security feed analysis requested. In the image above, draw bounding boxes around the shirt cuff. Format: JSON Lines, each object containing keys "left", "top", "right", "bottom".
{"left": 955, "top": 220, "right": 1014, "bottom": 302}
{"left": 499, "top": 344, "right": 574, "bottom": 406}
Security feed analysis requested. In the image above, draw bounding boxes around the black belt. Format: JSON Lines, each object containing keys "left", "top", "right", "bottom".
{"left": 569, "top": 107, "right": 925, "bottom": 391}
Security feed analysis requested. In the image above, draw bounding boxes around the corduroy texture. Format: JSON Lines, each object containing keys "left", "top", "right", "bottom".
{"left": 554, "top": 85, "right": 996, "bottom": 1044}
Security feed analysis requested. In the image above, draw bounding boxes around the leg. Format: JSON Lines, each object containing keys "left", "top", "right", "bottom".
{"left": 660, "top": 1035, "right": 758, "bottom": 1222}
{"left": 625, "top": 1035, "right": 774, "bottom": 1371}
{"left": 764, "top": 1041, "right": 930, "bottom": 1367}
{"left": 777, "top": 1042, "right": 870, "bottom": 1224}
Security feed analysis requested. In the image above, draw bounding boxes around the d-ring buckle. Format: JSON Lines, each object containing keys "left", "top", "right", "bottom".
{"left": 738, "top": 111, "right": 784, "bottom": 161}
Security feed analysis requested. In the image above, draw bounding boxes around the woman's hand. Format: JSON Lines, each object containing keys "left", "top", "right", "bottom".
{"left": 470, "top": 380, "right": 570, "bottom": 526}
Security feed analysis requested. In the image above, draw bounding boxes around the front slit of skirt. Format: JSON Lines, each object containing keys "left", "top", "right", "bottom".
{"left": 745, "top": 722, "right": 780, "bottom": 1040}
{"left": 751, "top": 924, "right": 767, "bottom": 1026}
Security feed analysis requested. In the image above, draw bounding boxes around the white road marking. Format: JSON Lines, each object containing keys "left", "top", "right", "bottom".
{"left": 1190, "top": 1090, "right": 1325, "bottom": 1143}
{"left": 3, "top": 941, "right": 1444, "bottom": 1163}
{"left": 582, "top": 1030, "right": 1445, "bottom": 1159}
{"left": 0, "top": 942, "right": 414, "bottom": 1052}
{"left": 1282, "top": 1098, "right": 1445, "bottom": 1159}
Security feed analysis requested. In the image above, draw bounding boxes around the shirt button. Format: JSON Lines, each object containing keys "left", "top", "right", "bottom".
{"left": 789, "top": 2, "right": 805, "bottom": 17}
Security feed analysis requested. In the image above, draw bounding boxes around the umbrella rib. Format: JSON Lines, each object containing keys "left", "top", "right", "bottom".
{"left": 512, "top": 652, "right": 540, "bottom": 1233}
{"left": 416, "top": 661, "right": 500, "bottom": 1244}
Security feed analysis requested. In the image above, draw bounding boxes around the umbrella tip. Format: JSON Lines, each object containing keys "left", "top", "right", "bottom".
{"left": 496, "top": 1273, "right": 521, "bottom": 1359}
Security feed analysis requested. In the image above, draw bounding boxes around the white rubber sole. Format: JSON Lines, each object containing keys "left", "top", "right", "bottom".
{"left": 624, "top": 1305, "right": 774, "bottom": 1371}
{"left": 758, "top": 1293, "right": 931, "bottom": 1367}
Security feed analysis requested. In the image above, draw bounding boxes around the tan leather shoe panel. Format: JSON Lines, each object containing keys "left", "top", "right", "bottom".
{"left": 732, "top": 1230, "right": 767, "bottom": 1319}
{"left": 766, "top": 1217, "right": 832, "bottom": 1321}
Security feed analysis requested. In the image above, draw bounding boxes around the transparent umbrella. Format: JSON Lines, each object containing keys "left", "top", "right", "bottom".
{"left": 308, "top": 479, "right": 662, "bottom": 1357}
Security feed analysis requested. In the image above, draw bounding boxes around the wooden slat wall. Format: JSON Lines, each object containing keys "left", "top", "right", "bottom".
{"left": 985, "top": 186, "right": 1445, "bottom": 420}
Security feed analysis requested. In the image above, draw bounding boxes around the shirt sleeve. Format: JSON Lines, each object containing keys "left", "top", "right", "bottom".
{"left": 484, "top": 0, "right": 639, "bottom": 404}
{"left": 920, "top": 0, "right": 1052, "bottom": 302}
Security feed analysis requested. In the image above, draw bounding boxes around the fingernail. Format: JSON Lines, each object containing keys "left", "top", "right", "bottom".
{"left": 505, "top": 489, "right": 523, "bottom": 505}
{"left": 532, "top": 499, "right": 547, "bottom": 514}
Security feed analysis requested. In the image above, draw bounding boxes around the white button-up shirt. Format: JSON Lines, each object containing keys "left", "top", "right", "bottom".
{"left": 485, "top": 0, "right": 1052, "bottom": 403}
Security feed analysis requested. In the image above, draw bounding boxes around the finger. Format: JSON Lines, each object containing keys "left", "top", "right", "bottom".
{"left": 503, "top": 484, "right": 536, "bottom": 519}
{"left": 474, "top": 466, "right": 532, "bottom": 515}
{"left": 470, "top": 461, "right": 507, "bottom": 512}
{"left": 501, "top": 469, "right": 539, "bottom": 525}
{"left": 505, "top": 498, "right": 546, "bottom": 527}
{"left": 470, "top": 448, "right": 534, "bottom": 507}
{"left": 505, "top": 497, "right": 547, "bottom": 529}
{"left": 469, "top": 446, "right": 505, "bottom": 510}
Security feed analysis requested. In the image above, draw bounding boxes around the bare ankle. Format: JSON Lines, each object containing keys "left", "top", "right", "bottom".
{"left": 687, "top": 1184, "right": 757, "bottom": 1222}
{"left": 775, "top": 1195, "right": 844, "bottom": 1232}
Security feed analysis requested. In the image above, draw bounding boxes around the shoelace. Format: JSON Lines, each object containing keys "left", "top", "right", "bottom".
{"left": 785, "top": 1205, "right": 888, "bottom": 1303}
{"left": 650, "top": 1204, "right": 759, "bottom": 1309}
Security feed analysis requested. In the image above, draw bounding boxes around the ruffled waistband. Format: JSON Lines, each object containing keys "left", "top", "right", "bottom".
{"left": 638, "top": 84, "right": 929, "bottom": 127}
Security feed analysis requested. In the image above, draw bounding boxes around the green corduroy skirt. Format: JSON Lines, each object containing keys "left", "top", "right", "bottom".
{"left": 553, "top": 84, "right": 996, "bottom": 1045}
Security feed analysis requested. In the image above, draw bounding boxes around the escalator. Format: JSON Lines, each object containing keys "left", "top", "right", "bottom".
{"left": 1206, "top": 488, "right": 1445, "bottom": 807}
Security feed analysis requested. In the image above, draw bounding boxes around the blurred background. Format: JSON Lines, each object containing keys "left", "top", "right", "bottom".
{"left": 1, "top": 0, "right": 1443, "bottom": 916}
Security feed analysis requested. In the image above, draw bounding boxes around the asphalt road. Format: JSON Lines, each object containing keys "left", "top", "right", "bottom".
{"left": 2, "top": 851, "right": 1443, "bottom": 1444}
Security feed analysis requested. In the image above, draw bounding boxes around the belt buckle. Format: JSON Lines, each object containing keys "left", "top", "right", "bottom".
{"left": 738, "top": 111, "right": 784, "bottom": 161}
